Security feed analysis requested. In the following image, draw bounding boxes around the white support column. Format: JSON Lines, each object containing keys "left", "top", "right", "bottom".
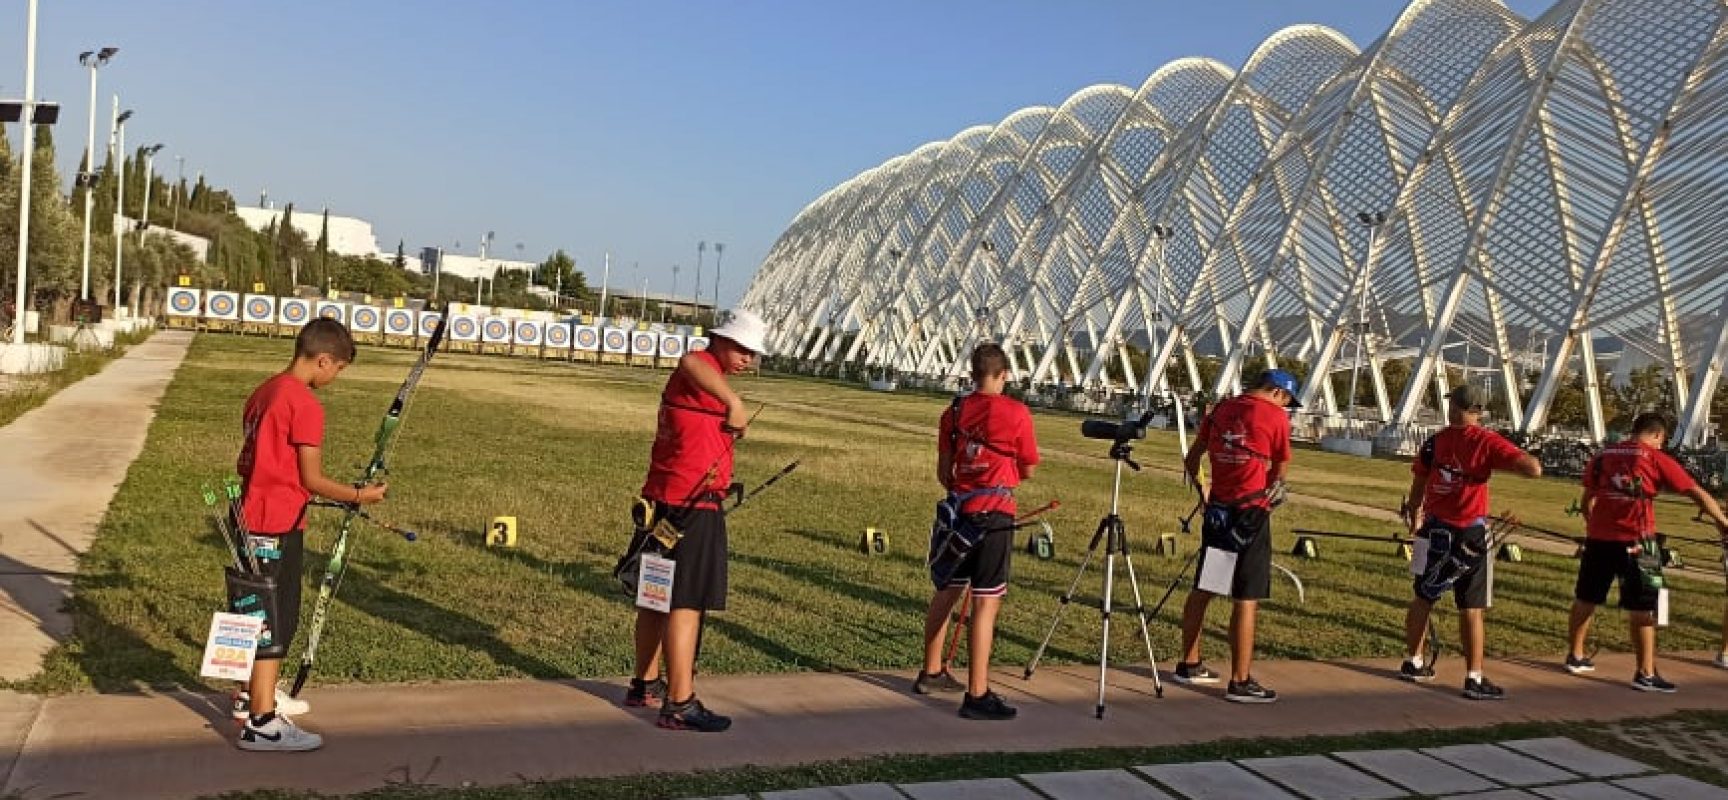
{"left": 1678, "top": 293, "right": 1728, "bottom": 446}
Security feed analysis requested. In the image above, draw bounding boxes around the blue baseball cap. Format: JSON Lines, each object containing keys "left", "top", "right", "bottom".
{"left": 1260, "top": 369, "right": 1303, "bottom": 408}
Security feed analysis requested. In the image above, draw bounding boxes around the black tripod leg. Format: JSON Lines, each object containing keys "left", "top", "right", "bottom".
{"left": 1026, "top": 515, "right": 1108, "bottom": 680}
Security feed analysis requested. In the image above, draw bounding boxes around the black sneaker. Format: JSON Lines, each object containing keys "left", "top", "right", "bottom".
{"left": 1463, "top": 676, "right": 1506, "bottom": 700}
{"left": 1631, "top": 672, "right": 1677, "bottom": 693}
{"left": 657, "top": 696, "right": 732, "bottom": 732}
{"left": 1564, "top": 654, "right": 1596, "bottom": 675}
{"left": 623, "top": 677, "right": 666, "bottom": 707}
{"left": 958, "top": 690, "right": 1017, "bottom": 720}
{"left": 912, "top": 669, "right": 965, "bottom": 695}
{"left": 1173, "top": 661, "right": 1221, "bottom": 685}
{"left": 1224, "top": 677, "right": 1277, "bottom": 704}
{"left": 1400, "top": 659, "right": 1436, "bottom": 683}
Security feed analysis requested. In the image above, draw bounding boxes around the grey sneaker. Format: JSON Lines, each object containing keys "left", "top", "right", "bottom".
{"left": 1631, "top": 672, "right": 1677, "bottom": 693}
{"left": 913, "top": 669, "right": 966, "bottom": 695}
{"left": 1563, "top": 654, "right": 1595, "bottom": 675}
{"left": 1173, "top": 661, "right": 1221, "bottom": 685}
{"left": 231, "top": 686, "right": 311, "bottom": 720}
{"left": 1224, "top": 677, "right": 1277, "bottom": 704}
{"left": 237, "top": 713, "right": 323, "bottom": 752}
{"left": 1713, "top": 653, "right": 1728, "bottom": 670}
{"left": 1463, "top": 677, "right": 1506, "bottom": 701}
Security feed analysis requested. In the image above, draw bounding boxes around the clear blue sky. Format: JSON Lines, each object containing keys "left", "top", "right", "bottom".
{"left": 15, "top": 0, "right": 1550, "bottom": 306}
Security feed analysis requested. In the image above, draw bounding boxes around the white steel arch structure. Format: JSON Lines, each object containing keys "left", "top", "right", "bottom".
{"left": 741, "top": 0, "right": 1728, "bottom": 447}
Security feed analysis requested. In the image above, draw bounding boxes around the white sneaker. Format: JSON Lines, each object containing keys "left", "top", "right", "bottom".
{"left": 231, "top": 687, "right": 311, "bottom": 719}
{"left": 236, "top": 713, "right": 323, "bottom": 752}
{"left": 1713, "top": 652, "right": 1728, "bottom": 670}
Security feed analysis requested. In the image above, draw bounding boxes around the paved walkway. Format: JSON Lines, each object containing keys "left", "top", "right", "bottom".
{"left": 0, "top": 330, "right": 192, "bottom": 681}
{"left": 702, "top": 735, "right": 1728, "bottom": 799}
{"left": 2, "top": 651, "right": 1727, "bottom": 799}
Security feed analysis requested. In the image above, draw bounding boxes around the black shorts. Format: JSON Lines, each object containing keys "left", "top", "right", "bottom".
{"left": 624, "top": 505, "right": 729, "bottom": 611}
{"left": 1195, "top": 504, "right": 1272, "bottom": 601}
{"left": 945, "top": 512, "right": 1013, "bottom": 597}
{"left": 1412, "top": 519, "right": 1489, "bottom": 609}
{"left": 1575, "top": 539, "right": 1660, "bottom": 612}
{"left": 240, "top": 532, "right": 304, "bottom": 661}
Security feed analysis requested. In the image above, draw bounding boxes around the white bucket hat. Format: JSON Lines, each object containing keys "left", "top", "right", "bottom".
{"left": 709, "top": 309, "right": 770, "bottom": 355}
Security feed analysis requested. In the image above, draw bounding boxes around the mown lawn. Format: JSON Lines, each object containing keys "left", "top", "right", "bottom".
{"left": 17, "top": 333, "right": 1726, "bottom": 694}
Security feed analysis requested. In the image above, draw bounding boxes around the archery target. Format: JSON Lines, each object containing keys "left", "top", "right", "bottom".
{"left": 688, "top": 336, "right": 710, "bottom": 352}
{"left": 659, "top": 334, "right": 686, "bottom": 359}
{"left": 602, "top": 328, "right": 629, "bottom": 354}
{"left": 384, "top": 308, "right": 416, "bottom": 335}
{"left": 279, "top": 298, "right": 311, "bottom": 325}
{"left": 350, "top": 305, "right": 382, "bottom": 333}
{"left": 482, "top": 317, "right": 511, "bottom": 344}
{"left": 631, "top": 331, "right": 659, "bottom": 357}
{"left": 513, "top": 319, "right": 543, "bottom": 345}
{"left": 449, "top": 314, "right": 480, "bottom": 341}
{"left": 242, "top": 295, "right": 276, "bottom": 323}
{"left": 544, "top": 322, "right": 572, "bottom": 348}
{"left": 315, "top": 301, "right": 347, "bottom": 324}
{"left": 573, "top": 325, "right": 601, "bottom": 352}
{"left": 166, "top": 287, "right": 201, "bottom": 317}
{"left": 418, "top": 312, "right": 443, "bottom": 337}
{"left": 205, "top": 291, "right": 240, "bottom": 320}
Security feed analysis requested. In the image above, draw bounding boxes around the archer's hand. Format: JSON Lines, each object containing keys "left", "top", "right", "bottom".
{"left": 355, "top": 483, "right": 388, "bottom": 505}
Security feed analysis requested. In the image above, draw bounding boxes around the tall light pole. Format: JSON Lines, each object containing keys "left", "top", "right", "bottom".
{"left": 1347, "top": 210, "right": 1387, "bottom": 438}
{"left": 111, "top": 105, "right": 133, "bottom": 313}
{"left": 693, "top": 241, "right": 705, "bottom": 322}
{"left": 711, "top": 242, "right": 725, "bottom": 323}
{"left": 668, "top": 264, "right": 679, "bottom": 323}
{"left": 139, "top": 143, "right": 163, "bottom": 232}
{"left": 171, "top": 154, "right": 184, "bottom": 229}
{"left": 477, "top": 230, "right": 493, "bottom": 305}
{"left": 8, "top": 0, "right": 43, "bottom": 347}
{"left": 598, "top": 252, "right": 612, "bottom": 322}
{"left": 76, "top": 46, "right": 117, "bottom": 303}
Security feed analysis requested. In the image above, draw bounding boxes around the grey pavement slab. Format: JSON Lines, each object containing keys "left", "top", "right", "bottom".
{"left": 1335, "top": 748, "right": 1500, "bottom": 795}
{"left": 763, "top": 784, "right": 907, "bottom": 800}
{"left": 1239, "top": 754, "right": 1404, "bottom": 800}
{"left": 897, "top": 777, "right": 1039, "bottom": 799}
{"left": 1441, "top": 792, "right": 1541, "bottom": 799}
{"left": 1502, "top": 738, "right": 1652, "bottom": 778}
{"left": 692, "top": 796, "right": 750, "bottom": 800}
{"left": 1529, "top": 782, "right": 1649, "bottom": 799}
{"left": 1612, "top": 774, "right": 1728, "bottom": 799}
{"left": 1021, "top": 768, "right": 1172, "bottom": 800}
{"left": 1424, "top": 743, "right": 1578, "bottom": 786}
{"left": 1135, "top": 761, "right": 1297, "bottom": 800}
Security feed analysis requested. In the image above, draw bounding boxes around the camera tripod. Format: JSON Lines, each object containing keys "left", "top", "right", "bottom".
{"left": 1025, "top": 437, "right": 1164, "bottom": 718}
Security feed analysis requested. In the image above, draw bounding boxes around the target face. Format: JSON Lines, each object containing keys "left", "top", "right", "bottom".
{"left": 352, "top": 307, "right": 380, "bottom": 329}
{"left": 452, "top": 317, "right": 478, "bottom": 339}
{"left": 169, "top": 291, "right": 199, "bottom": 314}
{"left": 604, "top": 330, "right": 627, "bottom": 350}
{"left": 419, "top": 313, "right": 442, "bottom": 336}
{"left": 545, "top": 324, "right": 570, "bottom": 346}
{"left": 386, "top": 309, "right": 414, "bottom": 333}
{"left": 576, "top": 328, "right": 600, "bottom": 349}
{"left": 632, "top": 333, "right": 657, "bottom": 354}
{"left": 208, "top": 294, "right": 237, "bottom": 316}
{"left": 660, "top": 336, "right": 684, "bottom": 357}
{"left": 484, "top": 319, "right": 509, "bottom": 340}
{"left": 281, "top": 302, "right": 310, "bottom": 323}
{"left": 515, "top": 322, "right": 541, "bottom": 343}
{"left": 317, "top": 303, "right": 345, "bottom": 321}
{"left": 245, "top": 298, "right": 273, "bottom": 320}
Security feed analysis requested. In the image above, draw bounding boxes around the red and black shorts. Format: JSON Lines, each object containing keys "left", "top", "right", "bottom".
{"left": 944, "top": 512, "right": 1013, "bottom": 598}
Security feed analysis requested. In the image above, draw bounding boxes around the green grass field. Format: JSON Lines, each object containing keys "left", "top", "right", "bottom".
{"left": 17, "top": 333, "right": 1727, "bottom": 694}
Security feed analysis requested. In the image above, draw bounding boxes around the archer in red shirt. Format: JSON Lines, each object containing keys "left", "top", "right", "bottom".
{"left": 916, "top": 343, "right": 1039, "bottom": 721}
{"left": 1399, "top": 385, "right": 1539, "bottom": 701}
{"left": 1176, "top": 369, "right": 1300, "bottom": 704}
{"left": 1566, "top": 412, "right": 1728, "bottom": 691}
{"left": 233, "top": 319, "right": 386, "bottom": 753}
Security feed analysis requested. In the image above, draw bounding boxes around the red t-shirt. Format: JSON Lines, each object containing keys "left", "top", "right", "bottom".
{"left": 1412, "top": 425, "right": 1527, "bottom": 527}
{"left": 1583, "top": 440, "right": 1697, "bottom": 542}
{"left": 939, "top": 392, "right": 1039, "bottom": 515}
{"left": 1199, "top": 394, "right": 1291, "bottom": 508}
{"left": 237, "top": 373, "right": 324, "bottom": 534}
{"left": 640, "top": 350, "right": 733, "bottom": 509}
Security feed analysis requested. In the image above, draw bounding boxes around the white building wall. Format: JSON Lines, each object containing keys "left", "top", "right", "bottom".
{"left": 234, "top": 206, "right": 380, "bottom": 258}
